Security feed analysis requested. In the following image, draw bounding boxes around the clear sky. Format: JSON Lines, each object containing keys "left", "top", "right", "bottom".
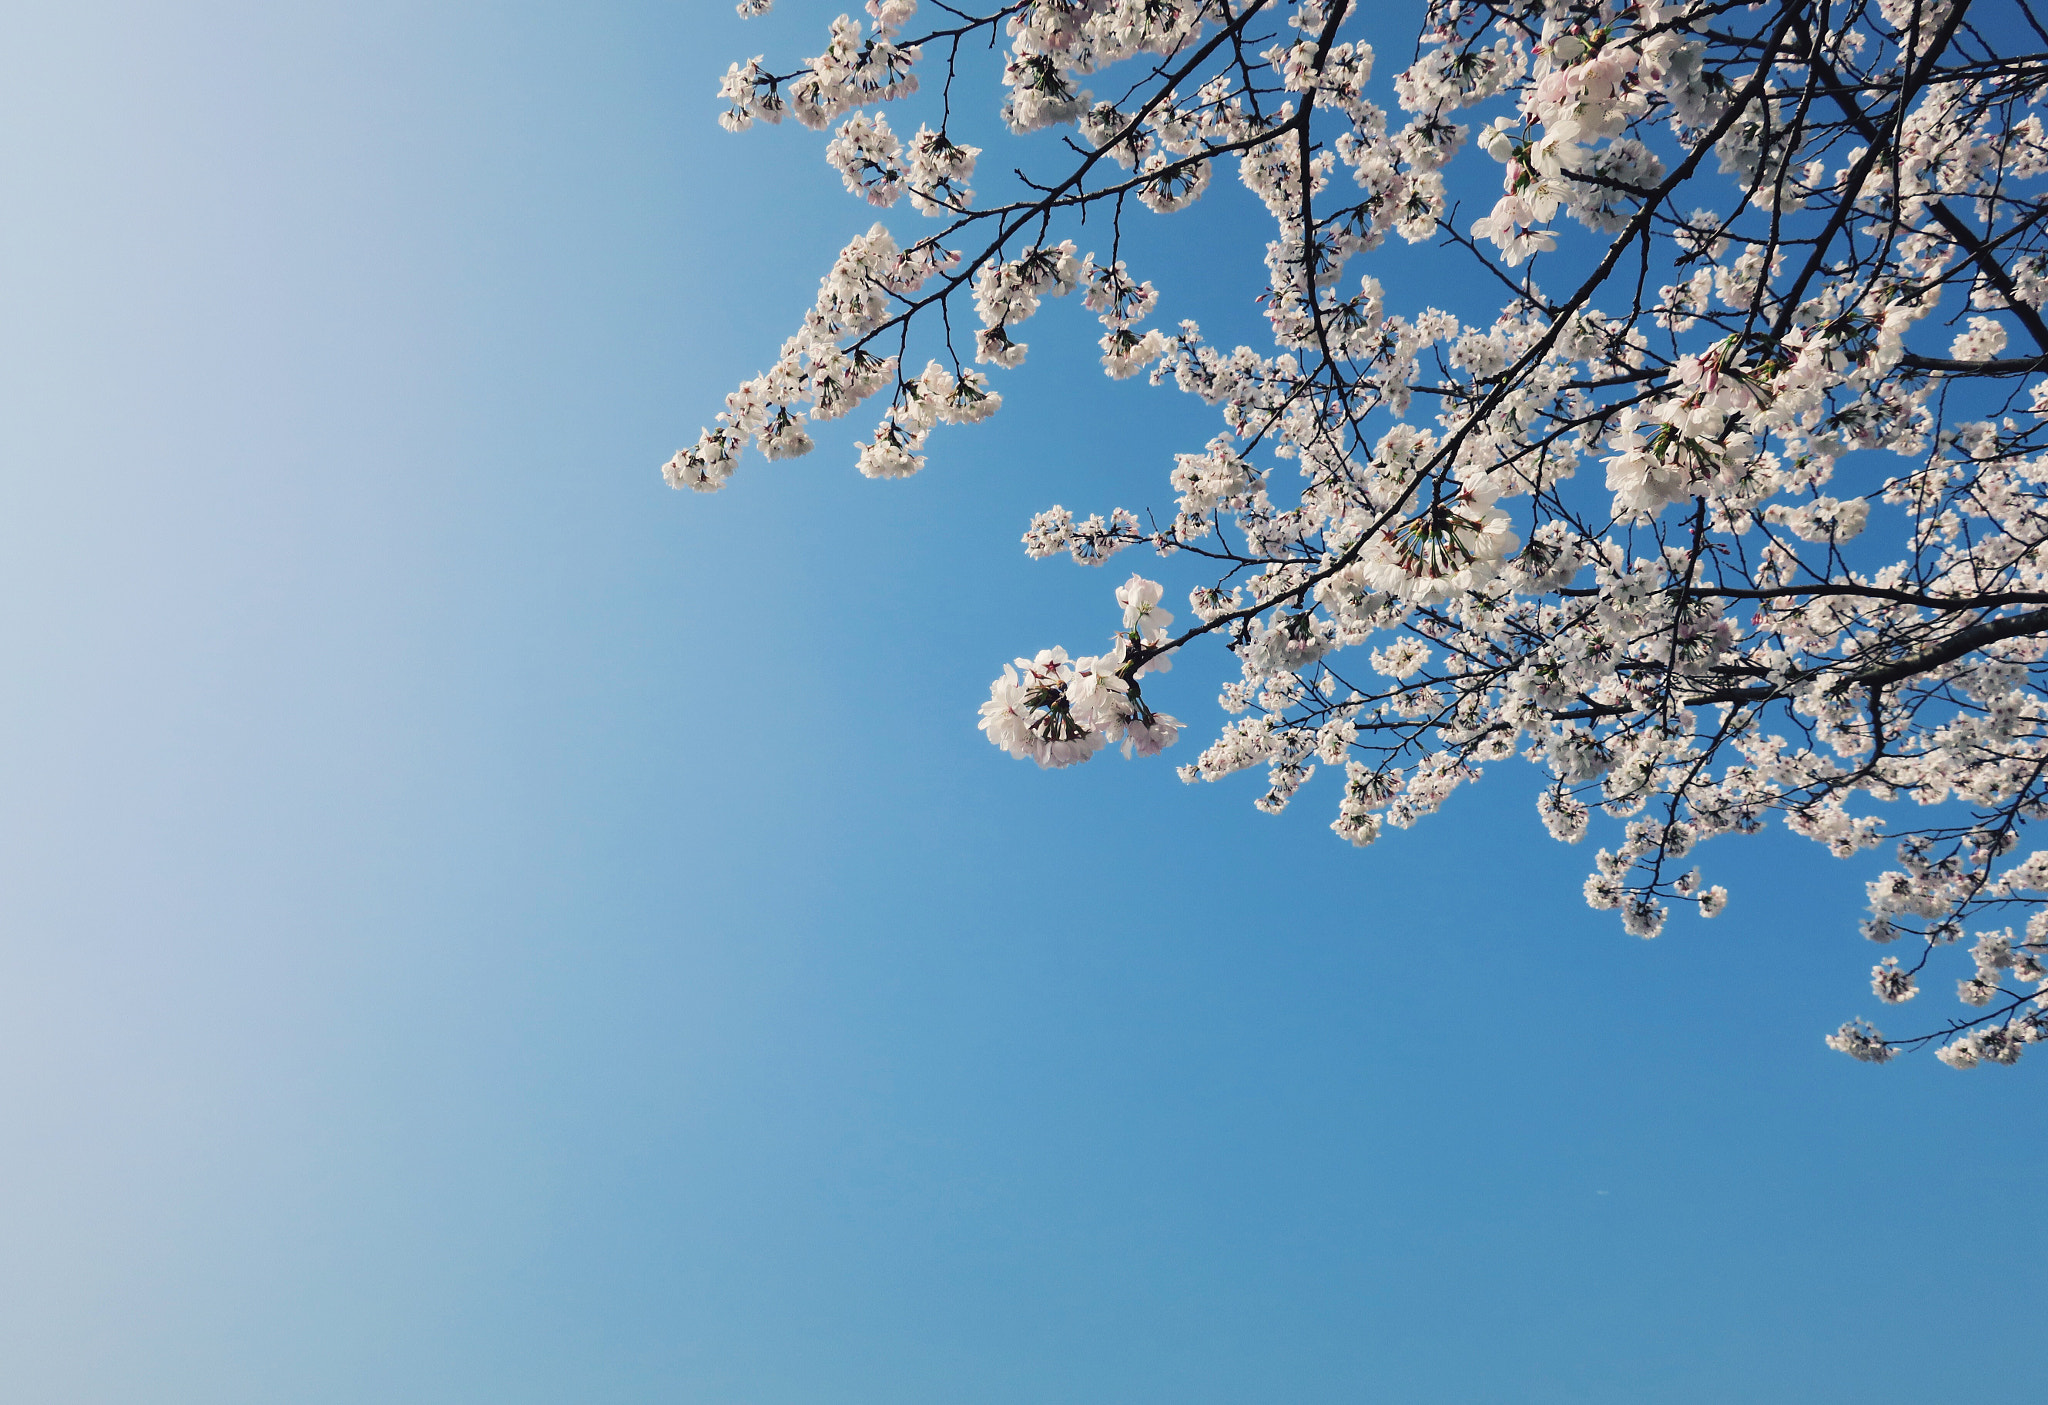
{"left": 2, "top": 4, "right": 2041, "bottom": 1403}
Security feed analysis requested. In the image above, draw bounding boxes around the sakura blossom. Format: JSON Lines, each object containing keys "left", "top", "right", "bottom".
{"left": 683, "top": 0, "right": 2048, "bottom": 1068}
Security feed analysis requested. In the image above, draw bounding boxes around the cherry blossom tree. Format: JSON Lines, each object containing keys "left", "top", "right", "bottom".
{"left": 676, "top": 0, "right": 2048, "bottom": 1067}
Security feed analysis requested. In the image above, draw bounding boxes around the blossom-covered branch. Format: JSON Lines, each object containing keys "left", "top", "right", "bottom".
{"left": 680, "top": 0, "right": 2048, "bottom": 1068}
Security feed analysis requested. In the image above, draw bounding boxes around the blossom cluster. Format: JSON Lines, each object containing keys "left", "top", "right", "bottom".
{"left": 978, "top": 575, "right": 1183, "bottom": 766}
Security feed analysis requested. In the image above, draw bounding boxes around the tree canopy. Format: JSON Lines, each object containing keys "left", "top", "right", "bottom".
{"left": 680, "top": 0, "right": 2048, "bottom": 1067}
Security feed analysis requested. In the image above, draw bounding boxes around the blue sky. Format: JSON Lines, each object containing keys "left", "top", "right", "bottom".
{"left": 2, "top": 4, "right": 2042, "bottom": 1403}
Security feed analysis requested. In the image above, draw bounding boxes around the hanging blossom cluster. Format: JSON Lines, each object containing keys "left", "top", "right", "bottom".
{"left": 979, "top": 574, "right": 1185, "bottom": 765}
{"left": 680, "top": 0, "right": 2048, "bottom": 1068}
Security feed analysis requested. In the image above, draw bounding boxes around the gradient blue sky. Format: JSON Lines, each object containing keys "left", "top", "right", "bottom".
{"left": 3, "top": 5, "right": 2042, "bottom": 1403}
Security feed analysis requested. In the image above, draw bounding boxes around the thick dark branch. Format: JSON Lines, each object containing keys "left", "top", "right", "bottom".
{"left": 1899, "top": 351, "right": 2048, "bottom": 375}
{"left": 1856, "top": 607, "right": 2048, "bottom": 689}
